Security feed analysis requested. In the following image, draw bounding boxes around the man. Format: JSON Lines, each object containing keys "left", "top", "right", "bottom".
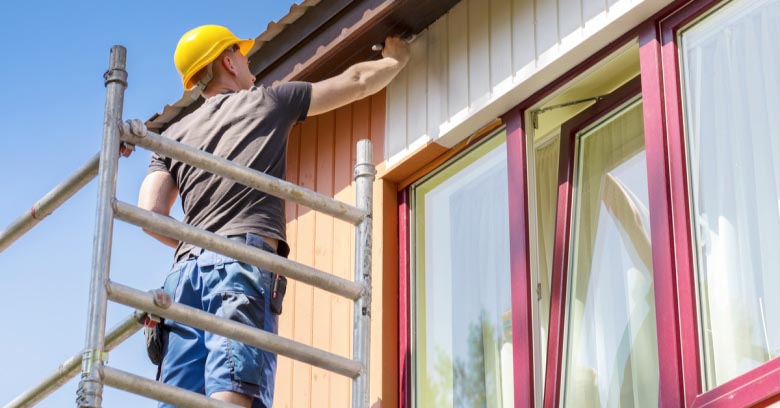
{"left": 137, "top": 25, "right": 409, "bottom": 407}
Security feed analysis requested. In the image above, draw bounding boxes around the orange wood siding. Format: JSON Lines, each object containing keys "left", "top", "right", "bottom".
{"left": 275, "top": 90, "right": 398, "bottom": 408}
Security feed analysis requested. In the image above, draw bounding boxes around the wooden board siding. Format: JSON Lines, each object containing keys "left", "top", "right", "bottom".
{"left": 385, "top": 0, "right": 673, "bottom": 166}
{"left": 274, "top": 90, "right": 397, "bottom": 408}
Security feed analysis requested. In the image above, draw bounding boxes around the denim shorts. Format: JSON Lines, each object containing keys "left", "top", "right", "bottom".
{"left": 159, "top": 234, "right": 278, "bottom": 408}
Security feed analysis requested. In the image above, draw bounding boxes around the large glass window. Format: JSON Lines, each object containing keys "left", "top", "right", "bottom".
{"left": 527, "top": 45, "right": 642, "bottom": 405}
{"left": 679, "top": 0, "right": 780, "bottom": 389}
{"left": 411, "top": 132, "right": 514, "bottom": 407}
{"left": 561, "top": 100, "right": 659, "bottom": 407}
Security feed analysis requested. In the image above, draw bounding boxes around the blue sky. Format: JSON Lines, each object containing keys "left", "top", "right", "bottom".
{"left": 0, "top": 1, "right": 296, "bottom": 406}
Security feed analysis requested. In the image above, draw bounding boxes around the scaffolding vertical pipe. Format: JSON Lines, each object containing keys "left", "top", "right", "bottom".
{"left": 352, "top": 139, "right": 375, "bottom": 408}
{"left": 76, "top": 45, "right": 127, "bottom": 408}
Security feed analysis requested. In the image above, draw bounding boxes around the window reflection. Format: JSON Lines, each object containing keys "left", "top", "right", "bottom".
{"left": 561, "top": 101, "right": 659, "bottom": 407}
{"left": 413, "top": 134, "right": 514, "bottom": 407}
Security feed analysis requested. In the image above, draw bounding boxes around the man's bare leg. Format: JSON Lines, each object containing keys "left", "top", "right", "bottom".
{"left": 211, "top": 391, "right": 252, "bottom": 407}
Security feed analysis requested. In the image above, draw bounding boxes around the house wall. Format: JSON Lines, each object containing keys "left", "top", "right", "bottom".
{"left": 385, "top": 0, "right": 674, "bottom": 166}
{"left": 272, "top": 1, "right": 682, "bottom": 405}
{"left": 275, "top": 91, "right": 398, "bottom": 408}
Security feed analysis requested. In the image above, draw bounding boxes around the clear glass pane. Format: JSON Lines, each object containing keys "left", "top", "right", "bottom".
{"left": 534, "top": 134, "right": 561, "bottom": 393}
{"left": 561, "top": 101, "right": 659, "bottom": 407}
{"left": 413, "top": 133, "right": 514, "bottom": 407}
{"left": 680, "top": 0, "right": 780, "bottom": 389}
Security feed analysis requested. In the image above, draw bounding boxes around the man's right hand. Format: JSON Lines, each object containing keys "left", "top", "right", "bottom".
{"left": 381, "top": 36, "right": 411, "bottom": 65}
{"left": 308, "top": 36, "right": 412, "bottom": 116}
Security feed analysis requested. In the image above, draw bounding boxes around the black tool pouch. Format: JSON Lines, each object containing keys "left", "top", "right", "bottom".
{"left": 270, "top": 275, "right": 287, "bottom": 315}
{"left": 144, "top": 315, "right": 165, "bottom": 366}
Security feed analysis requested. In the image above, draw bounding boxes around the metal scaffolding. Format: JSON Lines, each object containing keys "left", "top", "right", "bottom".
{"left": 1, "top": 45, "right": 375, "bottom": 408}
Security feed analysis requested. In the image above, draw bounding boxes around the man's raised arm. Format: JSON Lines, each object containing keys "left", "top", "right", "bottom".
{"left": 308, "top": 36, "right": 410, "bottom": 116}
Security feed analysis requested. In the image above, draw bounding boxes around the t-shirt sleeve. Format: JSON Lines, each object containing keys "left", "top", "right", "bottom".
{"left": 148, "top": 151, "right": 170, "bottom": 175}
{"left": 266, "top": 81, "right": 312, "bottom": 124}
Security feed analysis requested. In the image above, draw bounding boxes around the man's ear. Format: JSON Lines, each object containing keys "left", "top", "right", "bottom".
{"left": 220, "top": 54, "right": 238, "bottom": 76}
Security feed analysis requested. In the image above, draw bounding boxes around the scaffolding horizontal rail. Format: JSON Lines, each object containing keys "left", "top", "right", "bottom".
{"left": 106, "top": 281, "right": 363, "bottom": 378}
{"left": 119, "top": 122, "right": 367, "bottom": 225}
{"left": 101, "top": 366, "right": 238, "bottom": 408}
{"left": 112, "top": 200, "right": 363, "bottom": 300}
{"left": 5, "top": 310, "right": 144, "bottom": 408}
{"left": 0, "top": 153, "right": 99, "bottom": 254}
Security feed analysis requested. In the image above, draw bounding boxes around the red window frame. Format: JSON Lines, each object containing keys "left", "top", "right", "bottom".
{"left": 505, "top": 99, "right": 537, "bottom": 408}
{"left": 398, "top": 1, "right": 780, "bottom": 407}
{"left": 647, "top": 0, "right": 780, "bottom": 406}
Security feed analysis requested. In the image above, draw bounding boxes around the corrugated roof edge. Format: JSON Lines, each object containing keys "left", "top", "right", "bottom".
{"left": 145, "top": 0, "right": 322, "bottom": 132}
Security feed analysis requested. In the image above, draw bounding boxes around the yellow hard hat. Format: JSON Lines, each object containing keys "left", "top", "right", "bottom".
{"left": 174, "top": 25, "right": 255, "bottom": 90}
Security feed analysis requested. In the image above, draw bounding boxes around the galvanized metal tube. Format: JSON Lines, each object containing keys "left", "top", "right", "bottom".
{"left": 77, "top": 45, "right": 127, "bottom": 408}
{"left": 100, "top": 366, "right": 238, "bottom": 408}
{"left": 112, "top": 200, "right": 363, "bottom": 300}
{"left": 106, "top": 281, "right": 363, "bottom": 378}
{"left": 4, "top": 311, "right": 145, "bottom": 408}
{"left": 351, "top": 140, "right": 375, "bottom": 408}
{"left": 119, "top": 123, "right": 367, "bottom": 225}
{"left": 0, "top": 153, "right": 99, "bottom": 254}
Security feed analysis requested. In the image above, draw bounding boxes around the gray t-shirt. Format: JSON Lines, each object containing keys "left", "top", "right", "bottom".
{"left": 148, "top": 82, "right": 312, "bottom": 260}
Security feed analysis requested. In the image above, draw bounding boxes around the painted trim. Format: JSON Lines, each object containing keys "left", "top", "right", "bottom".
{"left": 658, "top": 2, "right": 721, "bottom": 403}
{"left": 398, "top": 188, "right": 411, "bottom": 408}
{"left": 658, "top": 0, "right": 780, "bottom": 405}
{"left": 638, "top": 20, "right": 691, "bottom": 406}
{"left": 542, "top": 77, "right": 643, "bottom": 408}
{"left": 389, "top": 119, "right": 504, "bottom": 191}
{"left": 504, "top": 107, "right": 534, "bottom": 408}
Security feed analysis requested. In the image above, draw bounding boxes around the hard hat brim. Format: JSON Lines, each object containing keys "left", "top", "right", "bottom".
{"left": 237, "top": 39, "right": 255, "bottom": 58}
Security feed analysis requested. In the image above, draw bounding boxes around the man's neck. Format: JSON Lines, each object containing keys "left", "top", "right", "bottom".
{"left": 203, "top": 82, "right": 240, "bottom": 99}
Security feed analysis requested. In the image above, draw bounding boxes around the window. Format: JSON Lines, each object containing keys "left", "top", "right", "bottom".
{"left": 542, "top": 78, "right": 660, "bottom": 407}
{"left": 561, "top": 99, "right": 658, "bottom": 407}
{"left": 526, "top": 44, "right": 642, "bottom": 406}
{"left": 679, "top": 0, "right": 780, "bottom": 391}
{"left": 411, "top": 132, "right": 514, "bottom": 407}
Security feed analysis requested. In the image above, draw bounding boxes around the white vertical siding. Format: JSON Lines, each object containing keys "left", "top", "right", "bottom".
{"left": 512, "top": 0, "right": 536, "bottom": 78}
{"left": 535, "top": 0, "right": 559, "bottom": 65}
{"left": 407, "top": 29, "right": 429, "bottom": 154}
{"left": 427, "top": 16, "right": 448, "bottom": 141}
{"left": 385, "top": 65, "right": 408, "bottom": 162}
{"left": 447, "top": 1, "right": 470, "bottom": 120}
{"left": 468, "top": 0, "right": 491, "bottom": 107}
{"left": 384, "top": 0, "right": 670, "bottom": 164}
{"left": 490, "top": 0, "right": 514, "bottom": 94}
